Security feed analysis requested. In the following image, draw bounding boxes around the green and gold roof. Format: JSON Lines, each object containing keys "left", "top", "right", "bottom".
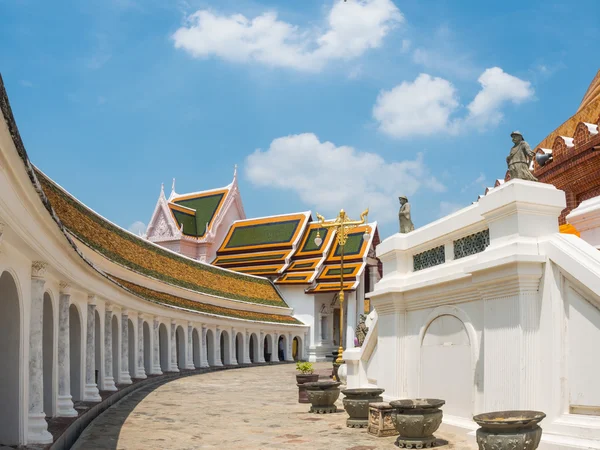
{"left": 35, "top": 170, "right": 289, "bottom": 307}
{"left": 169, "top": 188, "right": 229, "bottom": 238}
{"left": 212, "top": 210, "right": 377, "bottom": 294}
{"left": 305, "top": 223, "right": 376, "bottom": 293}
{"left": 212, "top": 212, "right": 311, "bottom": 276}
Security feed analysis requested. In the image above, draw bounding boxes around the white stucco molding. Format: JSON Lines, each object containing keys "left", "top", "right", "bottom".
{"left": 31, "top": 261, "right": 48, "bottom": 279}
{"left": 466, "top": 256, "right": 545, "bottom": 300}
{"left": 478, "top": 179, "right": 566, "bottom": 242}
{"left": 370, "top": 292, "right": 405, "bottom": 315}
{"left": 567, "top": 196, "right": 600, "bottom": 249}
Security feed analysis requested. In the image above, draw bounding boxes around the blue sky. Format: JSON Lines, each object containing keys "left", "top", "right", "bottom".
{"left": 1, "top": 0, "right": 598, "bottom": 239}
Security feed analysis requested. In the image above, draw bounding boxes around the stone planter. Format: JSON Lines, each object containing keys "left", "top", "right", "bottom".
{"left": 473, "top": 410, "right": 546, "bottom": 450}
{"left": 305, "top": 381, "right": 341, "bottom": 414}
{"left": 341, "top": 388, "right": 385, "bottom": 428}
{"left": 389, "top": 398, "right": 445, "bottom": 449}
{"left": 296, "top": 374, "right": 319, "bottom": 403}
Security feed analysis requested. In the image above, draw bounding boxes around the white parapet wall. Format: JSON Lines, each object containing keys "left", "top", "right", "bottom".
{"left": 344, "top": 179, "right": 600, "bottom": 450}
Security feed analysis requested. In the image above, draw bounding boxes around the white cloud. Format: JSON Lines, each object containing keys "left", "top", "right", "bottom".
{"left": 172, "top": 0, "right": 403, "bottom": 72}
{"left": 245, "top": 133, "right": 444, "bottom": 224}
{"left": 128, "top": 221, "right": 147, "bottom": 236}
{"left": 374, "top": 68, "right": 534, "bottom": 138}
{"left": 439, "top": 201, "right": 464, "bottom": 217}
{"left": 400, "top": 39, "right": 411, "bottom": 52}
{"left": 466, "top": 67, "right": 534, "bottom": 127}
{"left": 373, "top": 73, "right": 460, "bottom": 138}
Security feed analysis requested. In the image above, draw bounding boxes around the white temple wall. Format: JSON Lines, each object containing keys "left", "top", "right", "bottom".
{"left": 346, "top": 180, "right": 600, "bottom": 449}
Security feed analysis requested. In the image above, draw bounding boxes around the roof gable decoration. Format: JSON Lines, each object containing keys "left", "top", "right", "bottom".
{"left": 204, "top": 165, "right": 246, "bottom": 242}
{"left": 146, "top": 184, "right": 182, "bottom": 242}
{"left": 162, "top": 166, "right": 244, "bottom": 243}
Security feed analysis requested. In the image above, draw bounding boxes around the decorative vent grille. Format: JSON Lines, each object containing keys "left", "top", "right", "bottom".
{"left": 453, "top": 229, "right": 490, "bottom": 260}
{"left": 413, "top": 245, "right": 445, "bottom": 271}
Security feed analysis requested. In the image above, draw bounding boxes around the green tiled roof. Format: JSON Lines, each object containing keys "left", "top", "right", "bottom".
{"left": 334, "top": 233, "right": 364, "bottom": 256}
{"left": 171, "top": 208, "right": 197, "bottom": 236}
{"left": 173, "top": 193, "right": 224, "bottom": 237}
{"left": 225, "top": 220, "right": 301, "bottom": 249}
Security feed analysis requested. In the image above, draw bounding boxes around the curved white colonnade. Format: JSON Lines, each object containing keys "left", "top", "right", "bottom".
{"left": 0, "top": 78, "right": 307, "bottom": 446}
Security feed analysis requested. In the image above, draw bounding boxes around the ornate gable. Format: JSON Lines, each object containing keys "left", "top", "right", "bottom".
{"left": 146, "top": 185, "right": 181, "bottom": 242}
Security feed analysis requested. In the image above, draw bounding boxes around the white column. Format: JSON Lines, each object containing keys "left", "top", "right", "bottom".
{"left": 103, "top": 306, "right": 117, "bottom": 391}
{"left": 152, "top": 317, "right": 162, "bottom": 374}
{"left": 169, "top": 320, "right": 179, "bottom": 372}
{"left": 230, "top": 328, "right": 238, "bottom": 365}
{"left": 56, "top": 283, "right": 77, "bottom": 417}
{"left": 243, "top": 331, "right": 252, "bottom": 364}
{"left": 346, "top": 291, "right": 357, "bottom": 350}
{"left": 120, "top": 311, "right": 132, "bottom": 384}
{"left": 136, "top": 315, "right": 147, "bottom": 379}
{"left": 273, "top": 332, "right": 279, "bottom": 361}
{"left": 215, "top": 327, "right": 223, "bottom": 366}
{"left": 186, "top": 323, "right": 195, "bottom": 369}
{"left": 28, "top": 262, "right": 53, "bottom": 444}
{"left": 286, "top": 332, "right": 294, "bottom": 361}
{"left": 83, "top": 297, "right": 101, "bottom": 402}
{"left": 258, "top": 331, "right": 266, "bottom": 363}
{"left": 200, "top": 325, "right": 209, "bottom": 368}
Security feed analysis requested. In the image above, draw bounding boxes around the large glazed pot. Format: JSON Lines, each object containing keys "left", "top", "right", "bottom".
{"left": 390, "top": 399, "right": 445, "bottom": 449}
{"left": 296, "top": 374, "right": 319, "bottom": 403}
{"left": 473, "top": 410, "right": 546, "bottom": 450}
{"left": 342, "top": 388, "right": 385, "bottom": 428}
{"left": 305, "top": 381, "right": 342, "bottom": 414}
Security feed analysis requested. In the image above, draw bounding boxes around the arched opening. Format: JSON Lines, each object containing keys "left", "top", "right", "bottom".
{"left": 94, "top": 309, "right": 101, "bottom": 389}
{"left": 159, "top": 323, "right": 169, "bottom": 372}
{"left": 235, "top": 333, "right": 244, "bottom": 364}
{"left": 43, "top": 292, "right": 54, "bottom": 417}
{"left": 264, "top": 334, "right": 273, "bottom": 362}
{"left": 192, "top": 329, "right": 201, "bottom": 368}
{"left": 128, "top": 319, "right": 135, "bottom": 379}
{"left": 143, "top": 322, "right": 151, "bottom": 375}
{"left": 0, "top": 271, "right": 21, "bottom": 445}
{"left": 292, "top": 336, "right": 301, "bottom": 361}
{"left": 220, "top": 331, "right": 230, "bottom": 365}
{"left": 176, "top": 326, "right": 186, "bottom": 370}
{"left": 420, "top": 314, "right": 472, "bottom": 418}
{"left": 111, "top": 315, "right": 120, "bottom": 383}
{"left": 69, "top": 304, "right": 82, "bottom": 402}
{"left": 206, "top": 329, "right": 215, "bottom": 366}
{"left": 249, "top": 333, "right": 258, "bottom": 363}
{"left": 278, "top": 335, "right": 286, "bottom": 361}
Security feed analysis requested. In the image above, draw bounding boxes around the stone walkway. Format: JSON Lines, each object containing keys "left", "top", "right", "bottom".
{"left": 71, "top": 362, "right": 477, "bottom": 449}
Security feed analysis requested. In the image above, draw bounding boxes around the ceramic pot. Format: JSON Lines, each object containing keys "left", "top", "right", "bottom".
{"left": 473, "top": 410, "right": 546, "bottom": 450}
{"left": 390, "top": 398, "right": 445, "bottom": 449}
{"left": 341, "top": 388, "right": 385, "bottom": 428}
{"left": 296, "top": 374, "right": 319, "bottom": 403}
{"left": 305, "top": 381, "right": 341, "bottom": 414}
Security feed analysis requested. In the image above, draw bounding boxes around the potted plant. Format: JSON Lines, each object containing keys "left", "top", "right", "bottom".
{"left": 296, "top": 361, "right": 319, "bottom": 403}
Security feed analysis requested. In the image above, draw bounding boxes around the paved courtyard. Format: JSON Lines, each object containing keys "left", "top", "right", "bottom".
{"left": 71, "top": 362, "right": 477, "bottom": 449}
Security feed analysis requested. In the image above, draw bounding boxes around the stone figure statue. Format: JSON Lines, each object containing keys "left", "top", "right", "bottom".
{"left": 506, "top": 131, "right": 538, "bottom": 182}
{"left": 398, "top": 196, "right": 415, "bottom": 234}
{"left": 355, "top": 314, "right": 369, "bottom": 347}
